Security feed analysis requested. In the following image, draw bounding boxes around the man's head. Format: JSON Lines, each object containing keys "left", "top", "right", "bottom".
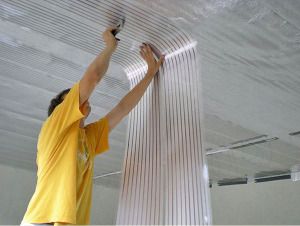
{"left": 48, "top": 88, "right": 70, "bottom": 116}
{"left": 48, "top": 88, "right": 91, "bottom": 119}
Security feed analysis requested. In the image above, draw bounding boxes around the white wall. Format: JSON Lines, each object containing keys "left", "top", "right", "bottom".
{"left": 0, "top": 164, "right": 34, "bottom": 225}
{"left": 1, "top": 163, "right": 300, "bottom": 225}
{"left": 0, "top": 164, "right": 119, "bottom": 225}
{"left": 210, "top": 180, "right": 300, "bottom": 225}
{"left": 91, "top": 183, "right": 119, "bottom": 224}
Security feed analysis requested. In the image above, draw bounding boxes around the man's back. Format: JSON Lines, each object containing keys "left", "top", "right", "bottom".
{"left": 22, "top": 82, "right": 84, "bottom": 225}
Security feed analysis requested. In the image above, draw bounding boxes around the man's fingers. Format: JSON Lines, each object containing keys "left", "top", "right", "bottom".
{"left": 143, "top": 43, "right": 150, "bottom": 52}
{"left": 106, "top": 27, "right": 116, "bottom": 32}
{"left": 140, "top": 43, "right": 165, "bottom": 72}
{"left": 106, "top": 27, "right": 120, "bottom": 37}
{"left": 139, "top": 50, "right": 146, "bottom": 59}
{"left": 140, "top": 44, "right": 155, "bottom": 62}
{"left": 141, "top": 43, "right": 151, "bottom": 54}
{"left": 140, "top": 45, "right": 148, "bottom": 55}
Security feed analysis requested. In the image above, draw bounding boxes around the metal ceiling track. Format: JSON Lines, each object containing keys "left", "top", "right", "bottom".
{"left": 93, "top": 135, "right": 280, "bottom": 179}
{"left": 206, "top": 135, "right": 279, "bottom": 155}
{"left": 289, "top": 131, "right": 300, "bottom": 136}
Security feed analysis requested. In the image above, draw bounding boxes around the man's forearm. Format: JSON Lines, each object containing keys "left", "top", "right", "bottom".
{"left": 87, "top": 48, "right": 113, "bottom": 81}
{"left": 79, "top": 28, "right": 117, "bottom": 105}
{"left": 105, "top": 43, "right": 164, "bottom": 131}
{"left": 119, "top": 72, "right": 155, "bottom": 115}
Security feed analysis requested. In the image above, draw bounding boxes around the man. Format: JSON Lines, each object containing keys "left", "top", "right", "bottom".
{"left": 20, "top": 27, "right": 164, "bottom": 225}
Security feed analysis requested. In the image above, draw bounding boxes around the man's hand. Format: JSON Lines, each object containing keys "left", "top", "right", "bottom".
{"left": 140, "top": 43, "right": 165, "bottom": 76}
{"left": 102, "top": 27, "right": 118, "bottom": 53}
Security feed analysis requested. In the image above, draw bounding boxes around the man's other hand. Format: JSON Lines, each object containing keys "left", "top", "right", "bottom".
{"left": 140, "top": 43, "right": 165, "bottom": 76}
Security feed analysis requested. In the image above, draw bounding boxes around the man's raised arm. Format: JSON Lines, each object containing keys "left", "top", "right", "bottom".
{"left": 105, "top": 43, "right": 164, "bottom": 131}
{"left": 79, "top": 28, "right": 118, "bottom": 105}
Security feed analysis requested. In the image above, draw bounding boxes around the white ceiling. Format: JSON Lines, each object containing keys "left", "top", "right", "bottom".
{"left": 0, "top": 0, "right": 299, "bottom": 186}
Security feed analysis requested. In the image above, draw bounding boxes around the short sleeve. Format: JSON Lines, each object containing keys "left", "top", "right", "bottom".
{"left": 85, "top": 117, "right": 110, "bottom": 156}
{"left": 45, "top": 81, "right": 84, "bottom": 135}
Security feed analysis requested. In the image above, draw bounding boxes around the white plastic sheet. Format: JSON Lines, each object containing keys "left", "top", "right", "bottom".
{"left": 100, "top": 1, "right": 213, "bottom": 224}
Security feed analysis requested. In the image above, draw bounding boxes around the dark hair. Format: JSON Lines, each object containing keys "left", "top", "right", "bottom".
{"left": 48, "top": 88, "right": 71, "bottom": 116}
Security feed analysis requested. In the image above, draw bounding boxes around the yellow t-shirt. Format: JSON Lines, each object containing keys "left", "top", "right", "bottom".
{"left": 22, "top": 82, "right": 110, "bottom": 225}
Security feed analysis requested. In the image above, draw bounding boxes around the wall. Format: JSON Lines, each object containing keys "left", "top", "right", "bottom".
{"left": 91, "top": 182, "right": 119, "bottom": 225}
{"left": 210, "top": 179, "right": 300, "bottom": 225}
{"left": 1, "top": 163, "right": 300, "bottom": 225}
{"left": 0, "top": 164, "right": 118, "bottom": 225}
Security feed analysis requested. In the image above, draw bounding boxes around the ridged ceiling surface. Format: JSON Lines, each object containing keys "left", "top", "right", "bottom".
{"left": 0, "top": 0, "right": 300, "bottom": 187}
